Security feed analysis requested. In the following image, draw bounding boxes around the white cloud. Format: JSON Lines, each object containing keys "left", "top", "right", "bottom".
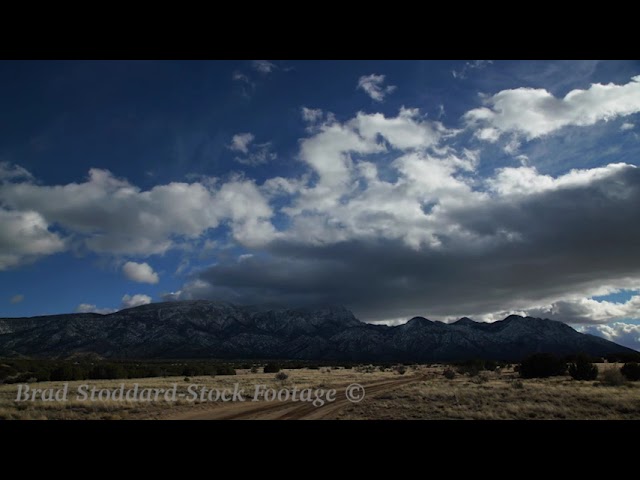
{"left": 0, "top": 162, "right": 33, "bottom": 182}
{"left": 122, "top": 261, "right": 159, "bottom": 284}
{"left": 580, "top": 322, "right": 640, "bottom": 351}
{"left": 452, "top": 60, "right": 493, "bottom": 79}
{"left": 235, "top": 142, "right": 277, "bottom": 166}
{"left": 10, "top": 294, "right": 24, "bottom": 304}
{"left": 75, "top": 293, "right": 152, "bottom": 314}
{"left": 230, "top": 133, "right": 276, "bottom": 166}
{"left": 0, "top": 168, "right": 275, "bottom": 256}
{"left": 465, "top": 75, "right": 640, "bottom": 141}
{"left": 357, "top": 74, "right": 397, "bottom": 102}
{"left": 161, "top": 290, "right": 182, "bottom": 302}
{"left": 252, "top": 60, "right": 277, "bottom": 74}
{"left": 229, "top": 133, "right": 255, "bottom": 154}
{"left": 518, "top": 292, "right": 640, "bottom": 325}
{"left": 0, "top": 209, "right": 66, "bottom": 270}
{"left": 621, "top": 122, "right": 635, "bottom": 131}
{"left": 301, "top": 107, "right": 323, "bottom": 123}
{"left": 121, "top": 293, "right": 152, "bottom": 309}
{"left": 486, "top": 163, "right": 632, "bottom": 197}
{"left": 75, "top": 303, "right": 116, "bottom": 315}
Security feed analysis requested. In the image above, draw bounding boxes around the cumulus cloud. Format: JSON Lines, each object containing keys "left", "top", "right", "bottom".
{"left": 465, "top": 75, "right": 640, "bottom": 140}
{"left": 0, "top": 209, "right": 66, "bottom": 270}
{"left": 0, "top": 168, "right": 275, "bottom": 256}
{"left": 122, "top": 261, "right": 159, "bottom": 284}
{"left": 580, "top": 323, "right": 640, "bottom": 351}
{"left": 524, "top": 294, "right": 640, "bottom": 325}
{"left": 252, "top": 60, "right": 277, "bottom": 74}
{"left": 121, "top": 293, "right": 152, "bottom": 309}
{"left": 621, "top": 122, "right": 635, "bottom": 131}
{"left": 357, "top": 74, "right": 396, "bottom": 102}
{"left": 10, "top": 294, "right": 24, "bottom": 304}
{"left": 75, "top": 303, "right": 116, "bottom": 315}
{"left": 159, "top": 105, "right": 640, "bottom": 323}
{"left": 5, "top": 76, "right": 640, "bottom": 332}
{"left": 76, "top": 294, "right": 153, "bottom": 314}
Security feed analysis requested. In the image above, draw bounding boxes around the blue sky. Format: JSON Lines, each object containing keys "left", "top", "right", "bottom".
{"left": 1, "top": 60, "right": 640, "bottom": 349}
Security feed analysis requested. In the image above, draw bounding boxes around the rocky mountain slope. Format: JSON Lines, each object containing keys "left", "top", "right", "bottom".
{"left": 0, "top": 301, "right": 634, "bottom": 361}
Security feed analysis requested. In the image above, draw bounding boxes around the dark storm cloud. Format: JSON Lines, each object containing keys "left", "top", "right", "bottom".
{"left": 171, "top": 166, "right": 640, "bottom": 322}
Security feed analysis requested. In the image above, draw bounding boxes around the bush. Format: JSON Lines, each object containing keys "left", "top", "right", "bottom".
{"left": 215, "top": 365, "right": 236, "bottom": 376}
{"left": 263, "top": 363, "right": 280, "bottom": 374}
{"left": 519, "top": 353, "right": 566, "bottom": 379}
{"left": 443, "top": 368, "right": 456, "bottom": 380}
{"left": 456, "top": 359, "right": 484, "bottom": 377}
{"left": 600, "top": 368, "right": 626, "bottom": 386}
{"left": 483, "top": 360, "right": 499, "bottom": 372}
{"left": 250, "top": 366, "right": 258, "bottom": 374}
{"left": 471, "top": 372, "right": 491, "bottom": 384}
{"left": 184, "top": 377, "right": 191, "bottom": 382}
{"left": 395, "top": 365, "right": 407, "bottom": 375}
{"left": 621, "top": 362, "right": 640, "bottom": 381}
{"left": 512, "top": 379, "right": 524, "bottom": 389}
{"left": 568, "top": 355, "right": 599, "bottom": 381}
{"left": 0, "top": 364, "right": 16, "bottom": 381}
{"left": 275, "top": 371, "right": 288, "bottom": 381}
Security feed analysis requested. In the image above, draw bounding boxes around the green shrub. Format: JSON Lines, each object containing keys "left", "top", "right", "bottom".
{"left": 621, "top": 362, "right": 640, "bottom": 381}
{"left": 519, "top": 353, "right": 566, "bottom": 378}
{"left": 568, "top": 355, "right": 598, "bottom": 381}
{"left": 250, "top": 365, "right": 259, "bottom": 374}
{"left": 443, "top": 368, "right": 456, "bottom": 380}
{"left": 456, "top": 359, "right": 484, "bottom": 377}
{"left": 263, "top": 363, "right": 280, "bottom": 373}
{"left": 215, "top": 365, "right": 236, "bottom": 376}
{"left": 0, "top": 364, "right": 16, "bottom": 381}
{"left": 395, "top": 365, "right": 407, "bottom": 375}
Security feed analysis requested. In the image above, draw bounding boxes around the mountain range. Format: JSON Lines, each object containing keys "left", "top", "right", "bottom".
{"left": 0, "top": 300, "right": 635, "bottom": 361}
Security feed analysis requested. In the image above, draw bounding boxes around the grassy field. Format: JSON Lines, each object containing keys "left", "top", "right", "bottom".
{"left": 338, "top": 364, "right": 640, "bottom": 420}
{"left": 0, "top": 364, "right": 638, "bottom": 420}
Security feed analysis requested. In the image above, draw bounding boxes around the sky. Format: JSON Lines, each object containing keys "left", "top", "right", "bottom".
{"left": 1, "top": 59, "right": 640, "bottom": 350}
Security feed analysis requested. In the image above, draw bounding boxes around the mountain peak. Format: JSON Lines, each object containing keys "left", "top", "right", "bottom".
{"left": 406, "top": 316, "right": 435, "bottom": 325}
{"left": 453, "top": 317, "right": 476, "bottom": 326}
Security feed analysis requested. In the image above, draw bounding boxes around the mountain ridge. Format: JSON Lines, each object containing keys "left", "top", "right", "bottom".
{"left": 0, "top": 301, "right": 635, "bottom": 361}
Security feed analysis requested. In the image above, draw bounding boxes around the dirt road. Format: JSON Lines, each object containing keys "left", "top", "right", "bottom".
{"left": 170, "top": 375, "right": 423, "bottom": 420}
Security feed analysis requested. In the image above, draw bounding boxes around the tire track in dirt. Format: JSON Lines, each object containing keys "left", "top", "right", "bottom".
{"left": 172, "top": 375, "right": 424, "bottom": 420}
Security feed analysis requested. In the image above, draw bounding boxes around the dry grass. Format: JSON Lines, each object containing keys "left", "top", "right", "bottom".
{"left": 337, "top": 365, "right": 640, "bottom": 420}
{"left": 0, "top": 367, "right": 394, "bottom": 420}
{"left": 1, "top": 364, "right": 638, "bottom": 420}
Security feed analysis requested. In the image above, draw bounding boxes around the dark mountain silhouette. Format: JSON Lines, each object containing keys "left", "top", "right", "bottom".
{"left": 0, "top": 301, "right": 634, "bottom": 361}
